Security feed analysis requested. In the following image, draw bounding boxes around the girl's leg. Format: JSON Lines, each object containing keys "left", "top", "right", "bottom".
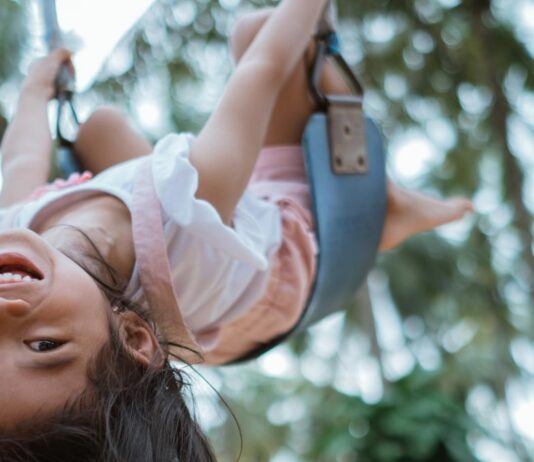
{"left": 231, "top": 11, "right": 473, "bottom": 251}
{"left": 230, "top": 9, "right": 313, "bottom": 146}
{"left": 74, "top": 107, "right": 152, "bottom": 174}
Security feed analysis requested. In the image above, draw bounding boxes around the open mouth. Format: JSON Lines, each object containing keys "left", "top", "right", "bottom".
{"left": 0, "top": 254, "right": 44, "bottom": 284}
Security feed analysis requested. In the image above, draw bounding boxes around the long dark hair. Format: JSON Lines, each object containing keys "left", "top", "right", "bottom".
{"left": 0, "top": 226, "right": 218, "bottom": 461}
{"left": 0, "top": 324, "right": 216, "bottom": 461}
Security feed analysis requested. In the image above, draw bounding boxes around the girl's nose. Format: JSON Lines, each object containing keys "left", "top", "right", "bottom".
{"left": 0, "top": 298, "right": 32, "bottom": 318}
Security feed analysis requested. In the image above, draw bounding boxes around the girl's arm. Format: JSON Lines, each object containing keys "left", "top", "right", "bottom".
{"left": 0, "top": 49, "right": 71, "bottom": 207}
{"left": 191, "top": 0, "right": 328, "bottom": 224}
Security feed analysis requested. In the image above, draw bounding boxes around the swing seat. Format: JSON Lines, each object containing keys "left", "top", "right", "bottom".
{"left": 233, "top": 111, "right": 387, "bottom": 362}
{"left": 295, "top": 112, "right": 387, "bottom": 332}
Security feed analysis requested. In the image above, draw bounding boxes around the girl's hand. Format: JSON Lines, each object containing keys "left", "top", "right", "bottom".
{"left": 22, "top": 48, "right": 74, "bottom": 101}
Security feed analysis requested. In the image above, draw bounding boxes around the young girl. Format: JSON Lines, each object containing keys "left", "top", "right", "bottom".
{"left": 0, "top": 1, "right": 472, "bottom": 459}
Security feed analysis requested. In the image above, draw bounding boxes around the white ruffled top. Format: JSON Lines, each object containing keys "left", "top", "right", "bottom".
{"left": 3, "top": 134, "right": 282, "bottom": 338}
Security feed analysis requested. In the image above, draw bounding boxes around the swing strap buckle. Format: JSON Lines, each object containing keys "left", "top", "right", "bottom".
{"left": 327, "top": 95, "right": 368, "bottom": 175}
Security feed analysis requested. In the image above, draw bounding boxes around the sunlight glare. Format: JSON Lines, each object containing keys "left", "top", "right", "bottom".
{"left": 390, "top": 131, "right": 441, "bottom": 183}
{"left": 48, "top": 0, "right": 157, "bottom": 90}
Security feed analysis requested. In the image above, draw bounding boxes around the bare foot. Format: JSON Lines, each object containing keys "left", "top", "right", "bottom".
{"left": 315, "top": 45, "right": 474, "bottom": 252}
{"left": 379, "top": 181, "right": 474, "bottom": 251}
{"left": 313, "top": 48, "right": 474, "bottom": 252}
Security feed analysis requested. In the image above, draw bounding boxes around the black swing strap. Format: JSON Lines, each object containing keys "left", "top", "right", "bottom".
{"left": 41, "top": 0, "right": 83, "bottom": 176}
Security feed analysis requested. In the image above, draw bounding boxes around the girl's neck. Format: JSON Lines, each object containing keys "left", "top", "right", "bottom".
{"left": 36, "top": 194, "right": 135, "bottom": 283}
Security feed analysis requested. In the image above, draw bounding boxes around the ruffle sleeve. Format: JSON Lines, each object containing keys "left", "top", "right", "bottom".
{"left": 151, "top": 133, "right": 282, "bottom": 270}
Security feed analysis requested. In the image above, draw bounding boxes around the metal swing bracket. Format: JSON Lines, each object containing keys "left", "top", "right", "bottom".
{"left": 327, "top": 94, "right": 367, "bottom": 174}
{"left": 308, "top": 31, "right": 368, "bottom": 175}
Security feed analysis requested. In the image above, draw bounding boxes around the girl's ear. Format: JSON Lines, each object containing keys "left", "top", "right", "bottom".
{"left": 116, "top": 311, "right": 165, "bottom": 368}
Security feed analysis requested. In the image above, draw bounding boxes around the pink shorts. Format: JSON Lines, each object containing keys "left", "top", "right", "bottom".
{"left": 205, "top": 146, "right": 317, "bottom": 365}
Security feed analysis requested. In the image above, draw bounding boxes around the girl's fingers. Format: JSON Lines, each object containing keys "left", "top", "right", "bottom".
{"left": 23, "top": 48, "right": 76, "bottom": 99}
{"left": 49, "top": 48, "right": 73, "bottom": 71}
{"left": 51, "top": 47, "right": 72, "bottom": 61}
{"left": 51, "top": 48, "right": 76, "bottom": 78}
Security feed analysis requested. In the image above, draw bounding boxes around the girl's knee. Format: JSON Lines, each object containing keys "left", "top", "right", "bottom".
{"left": 76, "top": 107, "right": 131, "bottom": 157}
{"left": 75, "top": 106, "right": 148, "bottom": 173}
{"left": 81, "top": 106, "right": 129, "bottom": 135}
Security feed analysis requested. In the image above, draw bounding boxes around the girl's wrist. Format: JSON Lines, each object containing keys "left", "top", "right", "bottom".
{"left": 20, "top": 80, "right": 54, "bottom": 103}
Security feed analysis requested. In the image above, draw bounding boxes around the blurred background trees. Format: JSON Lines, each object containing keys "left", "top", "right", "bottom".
{"left": 0, "top": 0, "right": 27, "bottom": 139}
{"left": 1, "top": 0, "right": 533, "bottom": 460}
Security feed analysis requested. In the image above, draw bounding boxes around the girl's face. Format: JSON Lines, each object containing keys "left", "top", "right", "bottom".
{"left": 0, "top": 229, "right": 112, "bottom": 427}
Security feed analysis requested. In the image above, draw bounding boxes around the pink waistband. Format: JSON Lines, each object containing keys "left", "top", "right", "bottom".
{"left": 251, "top": 145, "right": 307, "bottom": 184}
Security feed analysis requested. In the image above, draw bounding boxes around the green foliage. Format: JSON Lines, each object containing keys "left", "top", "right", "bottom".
{"left": 0, "top": 0, "right": 26, "bottom": 83}
{"left": 0, "top": 0, "right": 26, "bottom": 140}
{"left": 211, "top": 367, "right": 483, "bottom": 461}
{"left": 302, "top": 370, "right": 481, "bottom": 462}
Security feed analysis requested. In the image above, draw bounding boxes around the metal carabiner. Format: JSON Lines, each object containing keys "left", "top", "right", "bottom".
{"left": 308, "top": 31, "right": 365, "bottom": 111}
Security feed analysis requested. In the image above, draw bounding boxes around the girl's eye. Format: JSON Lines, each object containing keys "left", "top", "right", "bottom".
{"left": 28, "top": 340, "right": 63, "bottom": 352}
